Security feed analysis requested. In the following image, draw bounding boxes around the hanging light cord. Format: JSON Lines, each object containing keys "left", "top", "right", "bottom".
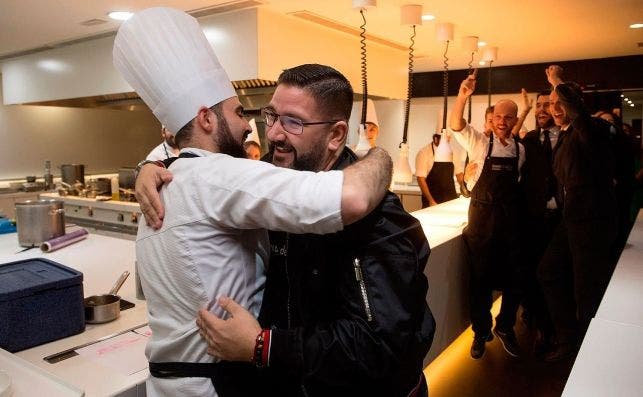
{"left": 359, "top": 9, "right": 368, "bottom": 126}
{"left": 467, "top": 51, "right": 474, "bottom": 123}
{"left": 402, "top": 24, "right": 416, "bottom": 146}
{"left": 487, "top": 60, "right": 493, "bottom": 107}
{"left": 442, "top": 40, "right": 450, "bottom": 131}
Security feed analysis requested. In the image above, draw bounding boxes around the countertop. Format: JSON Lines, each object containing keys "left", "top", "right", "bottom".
{"left": 0, "top": 232, "right": 148, "bottom": 397}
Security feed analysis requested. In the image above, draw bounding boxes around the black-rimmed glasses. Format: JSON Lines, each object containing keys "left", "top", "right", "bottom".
{"left": 261, "top": 107, "right": 341, "bottom": 135}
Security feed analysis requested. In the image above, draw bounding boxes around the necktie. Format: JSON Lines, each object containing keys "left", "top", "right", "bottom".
{"left": 542, "top": 130, "right": 552, "bottom": 164}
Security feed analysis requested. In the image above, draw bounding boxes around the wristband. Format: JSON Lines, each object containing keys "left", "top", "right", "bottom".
{"left": 134, "top": 159, "right": 165, "bottom": 179}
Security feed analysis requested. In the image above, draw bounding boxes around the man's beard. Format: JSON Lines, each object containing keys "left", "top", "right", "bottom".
{"left": 215, "top": 115, "right": 246, "bottom": 159}
{"left": 268, "top": 140, "right": 325, "bottom": 171}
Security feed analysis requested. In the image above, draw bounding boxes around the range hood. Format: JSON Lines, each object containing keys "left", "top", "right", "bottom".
{"left": 26, "top": 80, "right": 277, "bottom": 112}
{"left": 2, "top": 7, "right": 408, "bottom": 107}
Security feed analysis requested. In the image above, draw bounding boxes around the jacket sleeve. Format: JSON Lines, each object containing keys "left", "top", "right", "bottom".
{"left": 266, "top": 193, "right": 435, "bottom": 388}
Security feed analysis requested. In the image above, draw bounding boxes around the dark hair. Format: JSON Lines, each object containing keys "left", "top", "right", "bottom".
{"left": 174, "top": 102, "right": 225, "bottom": 148}
{"left": 277, "top": 64, "right": 353, "bottom": 121}
{"left": 536, "top": 90, "right": 551, "bottom": 100}
{"left": 485, "top": 105, "right": 495, "bottom": 116}
{"left": 555, "top": 82, "right": 586, "bottom": 119}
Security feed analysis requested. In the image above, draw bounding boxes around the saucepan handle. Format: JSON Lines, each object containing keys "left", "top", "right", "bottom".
{"left": 109, "top": 270, "right": 130, "bottom": 295}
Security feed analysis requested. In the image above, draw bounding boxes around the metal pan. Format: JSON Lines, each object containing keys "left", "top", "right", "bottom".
{"left": 84, "top": 271, "right": 130, "bottom": 324}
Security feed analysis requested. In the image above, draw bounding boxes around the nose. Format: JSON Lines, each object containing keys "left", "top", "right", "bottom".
{"left": 266, "top": 118, "right": 287, "bottom": 142}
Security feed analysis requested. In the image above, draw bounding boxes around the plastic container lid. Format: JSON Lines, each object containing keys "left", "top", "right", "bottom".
{"left": 0, "top": 258, "right": 83, "bottom": 303}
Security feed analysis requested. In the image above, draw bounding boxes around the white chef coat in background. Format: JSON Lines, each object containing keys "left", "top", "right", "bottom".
{"left": 137, "top": 147, "right": 344, "bottom": 397}
{"left": 146, "top": 142, "right": 179, "bottom": 161}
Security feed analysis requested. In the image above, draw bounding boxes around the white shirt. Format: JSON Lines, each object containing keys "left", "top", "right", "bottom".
{"left": 414, "top": 133, "right": 466, "bottom": 178}
{"left": 536, "top": 126, "right": 560, "bottom": 150}
{"left": 146, "top": 142, "right": 179, "bottom": 161}
{"left": 449, "top": 123, "right": 525, "bottom": 190}
{"left": 137, "top": 148, "right": 344, "bottom": 397}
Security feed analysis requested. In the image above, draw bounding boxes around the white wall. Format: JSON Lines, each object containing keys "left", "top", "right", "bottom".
{"left": 0, "top": 77, "right": 161, "bottom": 180}
{"left": 349, "top": 93, "right": 537, "bottom": 174}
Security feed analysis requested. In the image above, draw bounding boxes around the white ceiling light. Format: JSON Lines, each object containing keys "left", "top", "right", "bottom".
{"left": 630, "top": 103, "right": 635, "bottom": 107}
{"left": 620, "top": 94, "right": 625, "bottom": 97}
{"left": 479, "top": 60, "right": 486, "bottom": 65}
{"left": 630, "top": 23, "right": 643, "bottom": 29}
{"left": 108, "top": 11, "right": 133, "bottom": 21}
{"left": 422, "top": 14, "right": 435, "bottom": 21}
{"left": 478, "top": 41, "right": 487, "bottom": 47}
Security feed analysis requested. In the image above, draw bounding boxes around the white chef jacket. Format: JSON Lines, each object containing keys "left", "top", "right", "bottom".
{"left": 146, "top": 142, "right": 179, "bottom": 161}
{"left": 414, "top": 133, "right": 466, "bottom": 178}
{"left": 449, "top": 123, "right": 525, "bottom": 190}
{"left": 137, "top": 148, "right": 344, "bottom": 397}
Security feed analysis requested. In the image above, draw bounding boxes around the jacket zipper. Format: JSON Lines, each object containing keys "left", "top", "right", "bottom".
{"left": 285, "top": 234, "right": 291, "bottom": 328}
{"left": 353, "top": 258, "right": 373, "bottom": 322}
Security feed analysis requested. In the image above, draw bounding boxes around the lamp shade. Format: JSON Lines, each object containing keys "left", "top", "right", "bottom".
{"left": 353, "top": 0, "right": 376, "bottom": 8}
{"left": 436, "top": 22, "right": 454, "bottom": 42}
{"left": 393, "top": 143, "right": 413, "bottom": 184}
{"left": 462, "top": 36, "right": 479, "bottom": 53}
{"left": 401, "top": 4, "right": 422, "bottom": 26}
{"left": 354, "top": 124, "right": 371, "bottom": 158}
{"left": 482, "top": 46, "right": 498, "bottom": 62}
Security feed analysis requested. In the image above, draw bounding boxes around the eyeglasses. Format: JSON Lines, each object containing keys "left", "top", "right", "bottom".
{"left": 261, "top": 107, "right": 341, "bottom": 135}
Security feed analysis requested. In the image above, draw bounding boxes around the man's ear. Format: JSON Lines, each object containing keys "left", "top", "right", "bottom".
{"left": 195, "top": 106, "right": 216, "bottom": 134}
{"left": 327, "top": 121, "right": 348, "bottom": 151}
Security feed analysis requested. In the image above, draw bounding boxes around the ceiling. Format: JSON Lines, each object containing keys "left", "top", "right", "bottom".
{"left": 1, "top": 0, "right": 642, "bottom": 73}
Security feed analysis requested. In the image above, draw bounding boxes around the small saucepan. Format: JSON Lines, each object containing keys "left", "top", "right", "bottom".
{"left": 84, "top": 271, "right": 130, "bottom": 324}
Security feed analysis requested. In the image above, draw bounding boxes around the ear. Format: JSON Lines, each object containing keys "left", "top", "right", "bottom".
{"left": 327, "top": 121, "right": 348, "bottom": 152}
{"left": 195, "top": 106, "right": 216, "bottom": 135}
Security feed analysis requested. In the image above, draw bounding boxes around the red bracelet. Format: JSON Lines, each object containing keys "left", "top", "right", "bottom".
{"left": 252, "top": 329, "right": 271, "bottom": 368}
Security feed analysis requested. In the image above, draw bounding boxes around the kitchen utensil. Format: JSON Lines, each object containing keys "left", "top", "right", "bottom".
{"left": 14, "top": 199, "right": 65, "bottom": 247}
{"left": 60, "top": 164, "right": 85, "bottom": 186}
{"left": 84, "top": 271, "right": 129, "bottom": 324}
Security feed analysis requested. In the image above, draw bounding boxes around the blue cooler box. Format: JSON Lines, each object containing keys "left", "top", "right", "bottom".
{"left": 0, "top": 258, "right": 85, "bottom": 352}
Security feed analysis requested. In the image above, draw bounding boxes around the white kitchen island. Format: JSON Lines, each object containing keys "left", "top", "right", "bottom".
{"left": 0, "top": 232, "right": 148, "bottom": 397}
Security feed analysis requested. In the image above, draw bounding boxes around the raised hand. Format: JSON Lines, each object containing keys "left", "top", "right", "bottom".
{"left": 459, "top": 69, "right": 478, "bottom": 98}
{"left": 546, "top": 65, "right": 564, "bottom": 88}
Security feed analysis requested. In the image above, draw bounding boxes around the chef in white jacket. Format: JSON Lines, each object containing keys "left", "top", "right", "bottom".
{"left": 146, "top": 125, "right": 180, "bottom": 161}
{"left": 113, "top": 7, "right": 392, "bottom": 397}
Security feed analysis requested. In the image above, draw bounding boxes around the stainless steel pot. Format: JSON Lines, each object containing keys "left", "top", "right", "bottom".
{"left": 60, "top": 164, "right": 85, "bottom": 186}
{"left": 84, "top": 271, "right": 130, "bottom": 324}
{"left": 15, "top": 199, "right": 65, "bottom": 247}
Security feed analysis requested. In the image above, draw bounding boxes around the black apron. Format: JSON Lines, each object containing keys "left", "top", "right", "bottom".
{"left": 423, "top": 144, "right": 458, "bottom": 207}
{"left": 463, "top": 134, "right": 521, "bottom": 289}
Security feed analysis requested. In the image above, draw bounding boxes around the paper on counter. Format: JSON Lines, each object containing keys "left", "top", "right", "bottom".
{"left": 40, "top": 228, "right": 88, "bottom": 252}
{"left": 76, "top": 331, "right": 149, "bottom": 376}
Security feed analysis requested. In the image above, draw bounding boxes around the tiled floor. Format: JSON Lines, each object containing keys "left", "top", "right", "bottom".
{"left": 425, "top": 303, "right": 576, "bottom": 397}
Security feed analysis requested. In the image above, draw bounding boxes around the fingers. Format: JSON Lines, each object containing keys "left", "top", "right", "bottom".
{"left": 218, "top": 296, "right": 244, "bottom": 317}
{"left": 471, "top": 68, "right": 478, "bottom": 79}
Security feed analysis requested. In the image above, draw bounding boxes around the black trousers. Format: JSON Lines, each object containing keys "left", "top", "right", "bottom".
{"left": 520, "top": 210, "right": 560, "bottom": 337}
{"left": 537, "top": 215, "right": 617, "bottom": 342}
{"left": 463, "top": 201, "right": 523, "bottom": 337}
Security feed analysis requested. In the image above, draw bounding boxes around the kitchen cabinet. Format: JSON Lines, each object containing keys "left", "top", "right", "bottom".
{"left": 0, "top": 192, "right": 40, "bottom": 219}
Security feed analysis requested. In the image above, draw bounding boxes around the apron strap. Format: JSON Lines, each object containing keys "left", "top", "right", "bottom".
{"left": 149, "top": 361, "right": 217, "bottom": 378}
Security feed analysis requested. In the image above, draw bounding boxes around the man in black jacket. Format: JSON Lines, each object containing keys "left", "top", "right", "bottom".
{"left": 197, "top": 64, "right": 435, "bottom": 397}
{"left": 537, "top": 65, "right": 617, "bottom": 362}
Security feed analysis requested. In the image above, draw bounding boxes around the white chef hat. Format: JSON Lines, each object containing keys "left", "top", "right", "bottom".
{"left": 245, "top": 118, "right": 261, "bottom": 146}
{"left": 365, "top": 98, "right": 379, "bottom": 126}
{"left": 113, "top": 7, "right": 236, "bottom": 135}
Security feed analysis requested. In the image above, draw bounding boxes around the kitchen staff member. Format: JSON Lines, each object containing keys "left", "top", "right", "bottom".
{"left": 146, "top": 125, "right": 180, "bottom": 161}
{"left": 113, "top": 7, "right": 393, "bottom": 397}
{"left": 449, "top": 70, "right": 525, "bottom": 360}
{"left": 415, "top": 130, "right": 465, "bottom": 207}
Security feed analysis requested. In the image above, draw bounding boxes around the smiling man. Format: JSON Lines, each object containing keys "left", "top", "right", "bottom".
{"left": 115, "top": 9, "right": 394, "bottom": 397}
{"left": 196, "top": 64, "right": 435, "bottom": 397}
{"left": 449, "top": 70, "right": 526, "bottom": 360}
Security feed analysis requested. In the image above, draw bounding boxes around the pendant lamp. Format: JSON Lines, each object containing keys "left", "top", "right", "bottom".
{"left": 482, "top": 46, "right": 498, "bottom": 107}
{"left": 462, "top": 36, "right": 479, "bottom": 123}
{"left": 394, "top": 4, "right": 422, "bottom": 185}
{"left": 352, "top": 0, "right": 377, "bottom": 157}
